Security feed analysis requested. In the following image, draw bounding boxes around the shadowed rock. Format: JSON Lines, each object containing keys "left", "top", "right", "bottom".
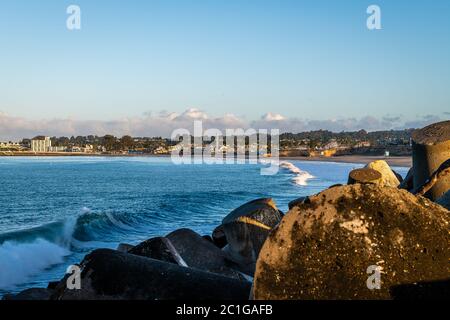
{"left": 166, "top": 228, "right": 246, "bottom": 280}
{"left": 253, "top": 184, "right": 450, "bottom": 300}
{"left": 365, "top": 160, "right": 400, "bottom": 187}
{"left": 128, "top": 237, "right": 185, "bottom": 265}
{"left": 2, "top": 288, "right": 54, "bottom": 301}
{"left": 412, "top": 120, "right": 450, "bottom": 200}
{"left": 348, "top": 168, "right": 382, "bottom": 185}
{"left": 222, "top": 198, "right": 283, "bottom": 275}
{"left": 412, "top": 159, "right": 450, "bottom": 198}
{"left": 212, "top": 225, "right": 227, "bottom": 248}
{"left": 52, "top": 249, "right": 251, "bottom": 300}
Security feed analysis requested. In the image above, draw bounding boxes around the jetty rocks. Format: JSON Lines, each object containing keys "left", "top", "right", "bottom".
{"left": 253, "top": 184, "right": 449, "bottom": 299}
{"left": 3, "top": 120, "right": 449, "bottom": 301}
{"left": 52, "top": 249, "right": 251, "bottom": 300}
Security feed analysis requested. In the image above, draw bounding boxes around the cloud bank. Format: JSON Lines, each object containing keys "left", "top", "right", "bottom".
{"left": 0, "top": 109, "right": 446, "bottom": 141}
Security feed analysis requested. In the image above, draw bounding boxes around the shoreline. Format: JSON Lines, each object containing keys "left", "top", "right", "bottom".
{"left": 0, "top": 153, "right": 412, "bottom": 167}
{"left": 283, "top": 155, "right": 412, "bottom": 167}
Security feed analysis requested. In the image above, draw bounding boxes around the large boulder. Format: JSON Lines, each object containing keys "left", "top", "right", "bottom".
{"left": 412, "top": 120, "right": 450, "bottom": 200}
{"left": 221, "top": 198, "right": 283, "bottom": 275}
{"left": 166, "top": 228, "right": 246, "bottom": 280}
{"left": 365, "top": 160, "right": 400, "bottom": 187}
{"left": 253, "top": 184, "right": 450, "bottom": 300}
{"left": 52, "top": 249, "right": 251, "bottom": 300}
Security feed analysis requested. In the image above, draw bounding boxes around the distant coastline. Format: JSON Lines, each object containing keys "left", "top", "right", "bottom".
{"left": 0, "top": 152, "right": 412, "bottom": 167}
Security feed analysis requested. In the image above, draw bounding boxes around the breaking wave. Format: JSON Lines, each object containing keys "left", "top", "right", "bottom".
{"left": 0, "top": 208, "right": 139, "bottom": 290}
{"left": 258, "top": 159, "right": 314, "bottom": 186}
{"left": 279, "top": 161, "right": 315, "bottom": 186}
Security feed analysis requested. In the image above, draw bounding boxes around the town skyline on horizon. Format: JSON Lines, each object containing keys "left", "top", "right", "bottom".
{"left": 0, "top": 108, "right": 448, "bottom": 141}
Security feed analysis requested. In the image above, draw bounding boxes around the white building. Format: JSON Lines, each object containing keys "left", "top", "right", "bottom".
{"left": 31, "top": 136, "right": 52, "bottom": 152}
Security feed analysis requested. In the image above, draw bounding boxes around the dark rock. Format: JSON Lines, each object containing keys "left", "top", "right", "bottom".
{"left": 412, "top": 120, "right": 450, "bottom": 200}
{"left": 53, "top": 249, "right": 251, "bottom": 300}
{"left": 166, "top": 228, "right": 245, "bottom": 280}
{"left": 222, "top": 198, "right": 283, "bottom": 275}
{"left": 253, "top": 184, "right": 450, "bottom": 300}
{"left": 202, "top": 235, "right": 214, "bottom": 243}
{"left": 47, "top": 281, "right": 60, "bottom": 290}
{"left": 128, "top": 237, "right": 185, "bottom": 266}
{"left": 212, "top": 225, "right": 227, "bottom": 248}
{"left": 390, "top": 279, "right": 450, "bottom": 300}
{"left": 347, "top": 168, "right": 382, "bottom": 185}
{"left": 117, "top": 243, "right": 134, "bottom": 253}
{"left": 2, "top": 288, "right": 54, "bottom": 300}
{"left": 288, "top": 196, "right": 309, "bottom": 210}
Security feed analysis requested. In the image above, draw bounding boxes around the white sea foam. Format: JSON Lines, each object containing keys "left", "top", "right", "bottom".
{"left": 0, "top": 239, "right": 70, "bottom": 290}
{"left": 279, "top": 161, "right": 315, "bottom": 186}
{"left": 0, "top": 214, "right": 78, "bottom": 290}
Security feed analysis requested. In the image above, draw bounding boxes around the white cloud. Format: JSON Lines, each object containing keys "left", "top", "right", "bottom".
{"left": 261, "top": 113, "right": 286, "bottom": 121}
{"left": 0, "top": 109, "right": 443, "bottom": 141}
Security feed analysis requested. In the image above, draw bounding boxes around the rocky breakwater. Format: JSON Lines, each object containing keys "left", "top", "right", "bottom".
{"left": 253, "top": 121, "right": 450, "bottom": 300}
{"left": 3, "top": 198, "right": 283, "bottom": 300}
{"left": 4, "top": 121, "right": 449, "bottom": 300}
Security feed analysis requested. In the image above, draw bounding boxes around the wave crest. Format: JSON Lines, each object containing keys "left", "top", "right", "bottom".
{"left": 0, "top": 209, "right": 137, "bottom": 290}
{"left": 279, "top": 161, "right": 315, "bottom": 186}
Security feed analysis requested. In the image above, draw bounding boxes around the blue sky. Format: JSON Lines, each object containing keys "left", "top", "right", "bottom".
{"left": 0, "top": 0, "right": 449, "bottom": 138}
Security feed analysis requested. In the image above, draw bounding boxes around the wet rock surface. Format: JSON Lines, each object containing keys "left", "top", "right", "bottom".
{"left": 253, "top": 184, "right": 450, "bottom": 300}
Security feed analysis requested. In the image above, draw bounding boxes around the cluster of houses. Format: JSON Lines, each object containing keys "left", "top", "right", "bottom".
{"left": 0, "top": 136, "right": 98, "bottom": 154}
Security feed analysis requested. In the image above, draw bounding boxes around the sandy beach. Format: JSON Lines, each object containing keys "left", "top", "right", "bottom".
{"left": 281, "top": 155, "right": 412, "bottom": 168}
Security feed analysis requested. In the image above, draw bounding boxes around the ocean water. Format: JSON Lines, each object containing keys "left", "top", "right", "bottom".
{"left": 0, "top": 156, "right": 408, "bottom": 296}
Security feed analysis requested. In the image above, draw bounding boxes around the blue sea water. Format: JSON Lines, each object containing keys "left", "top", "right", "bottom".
{"left": 0, "top": 156, "right": 408, "bottom": 296}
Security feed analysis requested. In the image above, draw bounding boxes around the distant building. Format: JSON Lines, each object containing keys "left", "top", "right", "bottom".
{"left": 31, "top": 136, "right": 52, "bottom": 152}
{"left": 48, "top": 146, "right": 66, "bottom": 152}
{"left": 0, "top": 141, "right": 21, "bottom": 149}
